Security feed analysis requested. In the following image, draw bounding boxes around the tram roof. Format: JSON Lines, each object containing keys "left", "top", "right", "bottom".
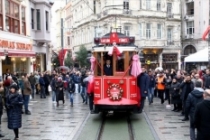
{"left": 92, "top": 45, "right": 138, "bottom": 52}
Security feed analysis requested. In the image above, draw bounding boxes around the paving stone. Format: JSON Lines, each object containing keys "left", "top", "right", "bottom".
{"left": 144, "top": 97, "right": 190, "bottom": 140}
{"left": 1, "top": 93, "right": 89, "bottom": 139}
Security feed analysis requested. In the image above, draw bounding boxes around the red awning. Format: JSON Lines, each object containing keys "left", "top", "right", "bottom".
{"left": 7, "top": 50, "right": 36, "bottom": 57}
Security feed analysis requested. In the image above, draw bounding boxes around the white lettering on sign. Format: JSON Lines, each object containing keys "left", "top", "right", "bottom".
{"left": 131, "top": 81, "right": 136, "bottom": 85}
{"left": 119, "top": 38, "right": 128, "bottom": 43}
{"left": 94, "top": 94, "right": 101, "bottom": 98}
{"left": 130, "top": 93, "right": 137, "bottom": 98}
{"left": 101, "top": 39, "right": 110, "bottom": 43}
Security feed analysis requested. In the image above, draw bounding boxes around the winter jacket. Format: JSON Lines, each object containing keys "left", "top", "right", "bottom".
{"left": 148, "top": 75, "right": 155, "bottom": 88}
{"left": 180, "top": 81, "right": 194, "bottom": 101}
{"left": 67, "top": 79, "right": 75, "bottom": 93}
{"left": 6, "top": 92, "right": 23, "bottom": 129}
{"left": 170, "top": 82, "right": 181, "bottom": 104}
{"left": 73, "top": 75, "right": 81, "bottom": 84}
{"left": 194, "top": 100, "right": 210, "bottom": 140}
{"left": 81, "top": 74, "right": 87, "bottom": 87}
{"left": 23, "top": 79, "right": 32, "bottom": 95}
{"left": 137, "top": 72, "right": 150, "bottom": 97}
{"left": 204, "top": 74, "right": 210, "bottom": 89}
{"left": 39, "top": 77, "right": 45, "bottom": 86}
{"left": 185, "top": 88, "right": 204, "bottom": 127}
{"left": 50, "top": 78, "right": 57, "bottom": 91}
{"left": 28, "top": 75, "right": 36, "bottom": 85}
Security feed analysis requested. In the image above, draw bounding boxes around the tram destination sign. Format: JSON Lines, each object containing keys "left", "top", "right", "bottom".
{"left": 100, "top": 38, "right": 129, "bottom": 44}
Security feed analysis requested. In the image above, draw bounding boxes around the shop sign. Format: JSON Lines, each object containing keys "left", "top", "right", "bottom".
{"left": 0, "top": 39, "right": 32, "bottom": 50}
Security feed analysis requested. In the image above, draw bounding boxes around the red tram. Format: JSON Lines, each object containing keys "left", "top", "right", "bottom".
{"left": 89, "top": 29, "right": 142, "bottom": 113}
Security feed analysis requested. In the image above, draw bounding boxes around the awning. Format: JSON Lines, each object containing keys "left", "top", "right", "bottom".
{"left": 7, "top": 50, "right": 36, "bottom": 57}
{"left": 184, "top": 48, "right": 208, "bottom": 62}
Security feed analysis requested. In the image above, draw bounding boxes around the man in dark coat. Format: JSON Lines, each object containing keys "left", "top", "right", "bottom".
{"left": 179, "top": 74, "right": 194, "bottom": 117}
{"left": 204, "top": 69, "right": 210, "bottom": 89}
{"left": 104, "top": 60, "right": 113, "bottom": 76}
{"left": 185, "top": 81, "right": 204, "bottom": 140}
{"left": 137, "top": 68, "right": 149, "bottom": 113}
{"left": 194, "top": 89, "right": 210, "bottom": 140}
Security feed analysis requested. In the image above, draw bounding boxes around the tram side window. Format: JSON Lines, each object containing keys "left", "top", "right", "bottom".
{"left": 116, "top": 53, "right": 124, "bottom": 71}
{"left": 97, "top": 52, "right": 101, "bottom": 76}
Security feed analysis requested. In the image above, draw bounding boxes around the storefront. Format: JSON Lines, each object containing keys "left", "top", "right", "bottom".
{"left": 162, "top": 53, "right": 178, "bottom": 70}
{"left": 0, "top": 37, "right": 35, "bottom": 77}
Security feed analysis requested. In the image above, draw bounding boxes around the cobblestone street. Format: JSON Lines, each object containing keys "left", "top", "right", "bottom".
{"left": 0, "top": 94, "right": 191, "bottom": 140}
{"left": 1, "top": 93, "right": 89, "bottom": 140}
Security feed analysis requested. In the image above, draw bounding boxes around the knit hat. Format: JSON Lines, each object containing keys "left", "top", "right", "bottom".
{"left": 9, "top": 84, "right": 18, "bottom": 90}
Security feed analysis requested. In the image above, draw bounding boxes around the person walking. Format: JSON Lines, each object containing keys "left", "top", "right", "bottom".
{"left": 28, "top": 73, "right": 36, "bottom": 99}
{"left": 180, "top": 74, "right": 194, "bottom": 118}
{"left": 67, "top": 78, "right": 75, "bottom": 107}
{"left": 23, "top": 74, "right": 32, "bottom": 115}
{"left": 170, "top": 78, "right": 181, "bottom": 112}
{"left": 50, "top": 75, "right": 58, "bottom": 103}
{"left": 194, "top": 89, "right": 210, "bottom": 140}
{"left": 148, "top": 70, "right": 155, "bottom": 105}
{"left": 156, "top": 71, "right": 166, "bottom": 104}
{"left": 39, "top": 74, "right": 46, "bottom": 99}
{"left": 137, "top": 67, "right": 150, "bottom": 113}
{"left": 55, "top": 77, "right": 65, "bottom": 106}
{"left": 185, "top": 81, "right": 204, "bottom": 140}
{"left": 6, "top": 84, "right": 23, "bottom": 140}
{"left": 34, "top": 72, "right": 40, "bottom": 95}
{"left": 80, "top": 71, "right": 87, "bottom": 103}
{"left": 204, "top": 69, "right": 210, "bottom": 89}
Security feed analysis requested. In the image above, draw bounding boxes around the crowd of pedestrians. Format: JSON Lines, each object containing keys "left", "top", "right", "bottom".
{"left": 137, "top": 68, "right": 210, "bottom": 140}
{"left": 1, "top": 67, "right": 210, "bottom": 140}
{"left": 0, "top": 68, "right": 92, "bottom": 139}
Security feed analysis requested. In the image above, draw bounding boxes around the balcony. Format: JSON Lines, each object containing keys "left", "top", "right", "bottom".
{"left": 167, "top": 40, "right": 174, "bottom": 45}
{"left": 184, "top": 34, "right": 194, "bottom": 39}
{"left": 167, "top": 13, "right": 174, "bottom": 19}
{"left": 184, "top": 14, "right": 194, "bottom": 21}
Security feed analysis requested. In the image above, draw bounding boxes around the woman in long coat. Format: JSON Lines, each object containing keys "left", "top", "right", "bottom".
{"left": 170, "top": 78, "right": 181, "bottom": 112}
{"left": 6, "top": 84, "right": 23, "bottom": 140}
{"left": 55, "top": 77, "right": 64, "bottom": 106}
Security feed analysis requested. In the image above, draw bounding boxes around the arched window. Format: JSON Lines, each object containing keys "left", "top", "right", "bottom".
{"left": 184, "top": 45, "right": 196, "bottom": 55}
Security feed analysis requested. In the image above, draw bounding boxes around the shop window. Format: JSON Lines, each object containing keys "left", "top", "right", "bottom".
{"left": 21, "top": 6, "right": 26, "bottom": 35}
{"left": 5, "top": 0, "right": 20, "bottom": 34}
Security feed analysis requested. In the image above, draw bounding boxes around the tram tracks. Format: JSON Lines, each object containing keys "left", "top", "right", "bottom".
{"left": 96, "top": 112, "right": 135, "bottom": 140}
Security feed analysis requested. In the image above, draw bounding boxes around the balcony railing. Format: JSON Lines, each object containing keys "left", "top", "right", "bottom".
{"left": 167, "top": 13, "right": 174, "bottom": 18}
{"left": 185, "top": 34, "right": 194, "bottom": 39}
{"left": 167, "top": 40, "right": 174, "bottom": 45}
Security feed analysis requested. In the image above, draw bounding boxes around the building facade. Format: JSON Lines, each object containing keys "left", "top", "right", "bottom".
{"left": 29, "top": 0, "right": 53, "bottom": 72}
{"left": 181, "top": 0, "right": 209, "bottom": 59}
{"left": 0, "top": 0, "right": 53, "bottom": 78}
{"left": 68, "top": 0, "right": 182, "bottom": 70}
{"left": 0, "top": 0, "right": 33, "bottom": 78}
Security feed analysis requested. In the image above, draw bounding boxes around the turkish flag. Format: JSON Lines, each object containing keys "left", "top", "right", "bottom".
{"left": 202, "top": 26, "right": 210, "bottom": 40}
